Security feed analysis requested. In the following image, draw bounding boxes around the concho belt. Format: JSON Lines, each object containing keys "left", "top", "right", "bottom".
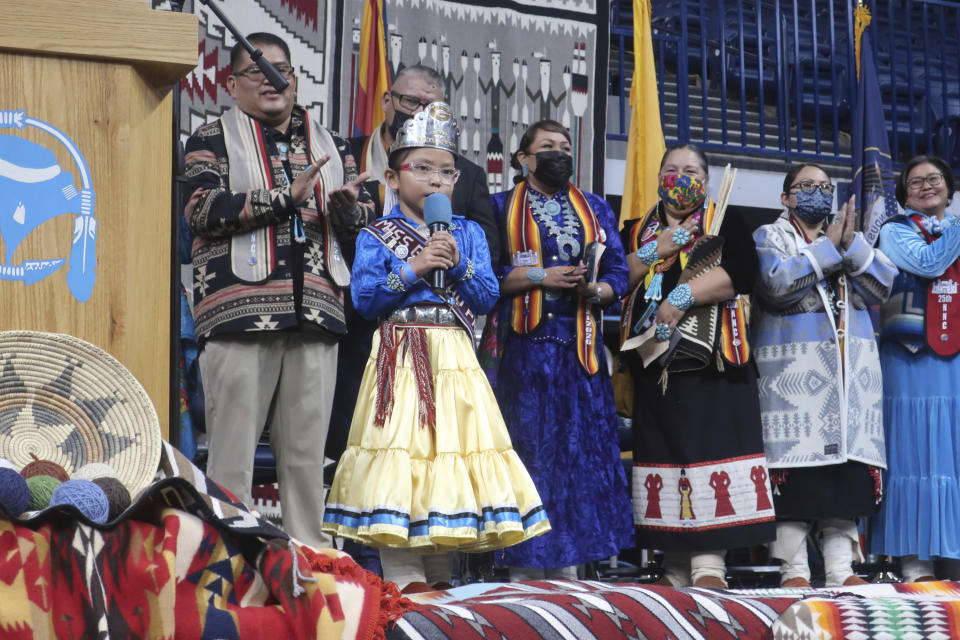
{"left": 385, "top": 304, "right": 458, "bottom": 326}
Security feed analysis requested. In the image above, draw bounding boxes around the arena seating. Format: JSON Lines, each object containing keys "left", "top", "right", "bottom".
{"left": 610, "top": 0, "right": 960, "bottom": 167}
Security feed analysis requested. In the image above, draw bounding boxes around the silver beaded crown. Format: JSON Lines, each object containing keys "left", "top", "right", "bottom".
{"left": 390, "top": 101, "right": 459, "bottom": 156}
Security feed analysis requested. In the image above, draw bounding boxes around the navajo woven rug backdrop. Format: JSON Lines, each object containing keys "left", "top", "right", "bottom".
{"left": 154, "top": 0, "right": 340, "bottom": 138}
{"left": 154, "top": 0, "right": 608, "bottom": 194}
{"left": 336, "top": 0, "right": 609, "bottom": 194}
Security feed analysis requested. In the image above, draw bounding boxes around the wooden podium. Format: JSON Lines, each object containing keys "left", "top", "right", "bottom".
{"left": 0, "top": 2, "right": 198, "bottom": 439}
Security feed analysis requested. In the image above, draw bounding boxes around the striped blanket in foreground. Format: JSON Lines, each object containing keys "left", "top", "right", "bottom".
{"left": 388, "top": 579, "right": 960, "bottom": 639}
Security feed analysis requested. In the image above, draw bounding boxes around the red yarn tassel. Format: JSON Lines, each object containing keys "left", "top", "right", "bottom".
{"left": 373, "top": 323, "right": 398, "bottom": 427}
{"left": 769, "top": 469, "right": 789, "bottom": 487}
{"left": 869, "top": 465, "right": 883, "bottom": 505}
{"left": 405, "top": 327, "right": 436, "bottom": 429}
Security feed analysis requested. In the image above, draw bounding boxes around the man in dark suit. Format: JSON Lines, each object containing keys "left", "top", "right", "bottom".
{"left": 326, "top": 66, "right": 497, "bottom": 518}
{"left": 346, "top": 64, "right": 498, "bottom": 264}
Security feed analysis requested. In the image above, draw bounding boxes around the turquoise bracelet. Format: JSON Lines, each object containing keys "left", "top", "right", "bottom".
{"left": 666, "top": 283, "right": 695, "bottom": 311}
{"left": 635, "top": 241, "right": 658, "bottom": 265}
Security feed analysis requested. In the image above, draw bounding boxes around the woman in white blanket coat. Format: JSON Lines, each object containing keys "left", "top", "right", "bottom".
{"left": 751, "top": 164, "right": 897, "bottom": 587}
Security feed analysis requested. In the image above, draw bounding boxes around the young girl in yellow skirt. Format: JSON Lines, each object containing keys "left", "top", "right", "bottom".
{"left": 322, "top": 102, "right": 549, "bottom": 592}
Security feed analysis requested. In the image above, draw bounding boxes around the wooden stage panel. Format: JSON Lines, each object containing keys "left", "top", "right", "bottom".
{"left": 0, "top": 3, "right": 197, "bottom": 440}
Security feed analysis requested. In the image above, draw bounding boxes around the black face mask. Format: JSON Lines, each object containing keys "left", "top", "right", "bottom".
{"left": 533, "top": 150, "right": 573, "bottom": 189}
{"left": 388, "top": 110, "right": 412, "bottom": 139}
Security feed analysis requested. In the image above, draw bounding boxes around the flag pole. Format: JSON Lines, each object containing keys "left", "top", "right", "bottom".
{"left": 620, "top": 0, "right": 666, "bottom": 221}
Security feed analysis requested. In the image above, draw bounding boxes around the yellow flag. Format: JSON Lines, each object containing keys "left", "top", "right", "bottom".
{"left": 354, "top": 0, "right": 390, "bottom": 136}
{"left": 621, "top": 0, "right": 666, "bottom": 221}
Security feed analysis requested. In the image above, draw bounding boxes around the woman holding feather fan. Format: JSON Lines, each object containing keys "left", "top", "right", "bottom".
{"left": 621, "top": 144, "right": 774, "bottom": 588}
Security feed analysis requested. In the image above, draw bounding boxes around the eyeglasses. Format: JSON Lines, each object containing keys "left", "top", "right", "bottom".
{"left": 399, "top": 162, "right": 461, "bottom": 185}
{"left": 790, "top": 181, "right": 835, "bottom": 195}
{"left": 234, "top": 63, "right": 295, "bottom": 80}
{"left": 906, "top": 173, "right": 945, "bottom": 190}
{"left": 391, "top": 91, "right": 433, "bottom": 112}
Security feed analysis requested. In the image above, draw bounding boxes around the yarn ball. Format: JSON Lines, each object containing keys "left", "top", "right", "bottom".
{"left": 72, "top": 462, "right": 119, "bottom": 482}
{"left": 0, "top": 468, "right": 30, "bottom": 517}
{"left": 0, "top": 458, "right": 17, "bottom": 471}
{"left": 25, "top": 475, "right": 61, "bottom": 511}
{"left": 50, "top": 480, "right": 110, "bottom": 524}
{"left": 21, "top": 458, "right": 70, "bottom": 483}
{"left": 92, "top": 477, "right": 131, "bottom": 521}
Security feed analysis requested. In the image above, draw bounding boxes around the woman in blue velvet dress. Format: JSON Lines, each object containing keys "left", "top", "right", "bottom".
{"left": 490, "top": 120, "right": 633, "bottom": 580}
{"left": 871, "top": 155, "right": 960, "bottom": 581}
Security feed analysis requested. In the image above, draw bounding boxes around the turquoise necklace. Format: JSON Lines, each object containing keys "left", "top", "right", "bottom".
{"left": 529, "top": 191, "right": 581, "bottom": 260}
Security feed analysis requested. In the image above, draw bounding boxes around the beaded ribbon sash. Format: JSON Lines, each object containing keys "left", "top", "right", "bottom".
{"left": 503, "top": 181, "right": 603, "bottom": 374}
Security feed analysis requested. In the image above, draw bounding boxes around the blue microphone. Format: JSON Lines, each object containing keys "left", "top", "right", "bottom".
{"left": 423, "top": 193, "right": 453, "bottom": 293}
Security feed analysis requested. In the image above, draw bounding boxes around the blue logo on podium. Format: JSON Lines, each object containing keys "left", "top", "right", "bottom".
{"left": 0, "top": 110, "right": 97, "bottom": 302}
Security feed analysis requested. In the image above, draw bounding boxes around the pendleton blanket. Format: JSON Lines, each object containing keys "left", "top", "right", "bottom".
{"left": 387, "top": 580, "right": 799, "bottom": 639}
{"left": 768, "top": 580, "right": 960, "bottom": 639}
{"left": 0, "top": 442, "right": 410, "bottom": 639}
{"left": 388, "top": 580, "right": 960, "bottom": 640}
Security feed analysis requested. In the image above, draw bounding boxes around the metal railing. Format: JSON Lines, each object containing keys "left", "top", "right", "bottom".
{"left": 609, "top": 0, "right": 960, "bottom": 167}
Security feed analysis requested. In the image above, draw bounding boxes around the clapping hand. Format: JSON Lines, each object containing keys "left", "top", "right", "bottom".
{"left": 289, "top": 155, "right": 330, "bottom": 205}
{"left": 839, "top": 194, "right": 857, "bottom": 249}
{"left": 826, "top": 195, "right": 857, "bottom": 250}
{"left": 327, "top": 171, "right": 372, "bottom": 214}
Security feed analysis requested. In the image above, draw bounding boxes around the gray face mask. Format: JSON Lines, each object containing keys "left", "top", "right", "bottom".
{"left": 793, "top": 189, "right": 833, "bottom": 224}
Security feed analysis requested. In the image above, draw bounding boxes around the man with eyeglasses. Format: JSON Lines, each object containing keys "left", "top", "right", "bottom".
{"left": 348, "top": 64, "right": 499, "bottom": 263}
{"left": 183, "top": 32, "right": 373, "bottom": 550}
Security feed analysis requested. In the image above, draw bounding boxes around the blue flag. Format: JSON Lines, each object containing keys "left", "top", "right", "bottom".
{"left": 851, "top": 5, "right": 900, "bottom": 245}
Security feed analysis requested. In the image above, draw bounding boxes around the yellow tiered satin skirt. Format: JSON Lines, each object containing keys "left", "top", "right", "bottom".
{"left": 323, "top": 324, "right": 551, "bottom": 552}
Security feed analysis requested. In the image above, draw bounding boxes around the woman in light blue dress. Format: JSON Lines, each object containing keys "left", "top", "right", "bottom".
{"left": 870, "top": 155, "right": 960, "bottom": 581}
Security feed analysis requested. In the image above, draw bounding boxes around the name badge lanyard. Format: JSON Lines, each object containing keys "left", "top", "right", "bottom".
{"left": 279, "top": 141, "right": 306, "bottom": 244}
